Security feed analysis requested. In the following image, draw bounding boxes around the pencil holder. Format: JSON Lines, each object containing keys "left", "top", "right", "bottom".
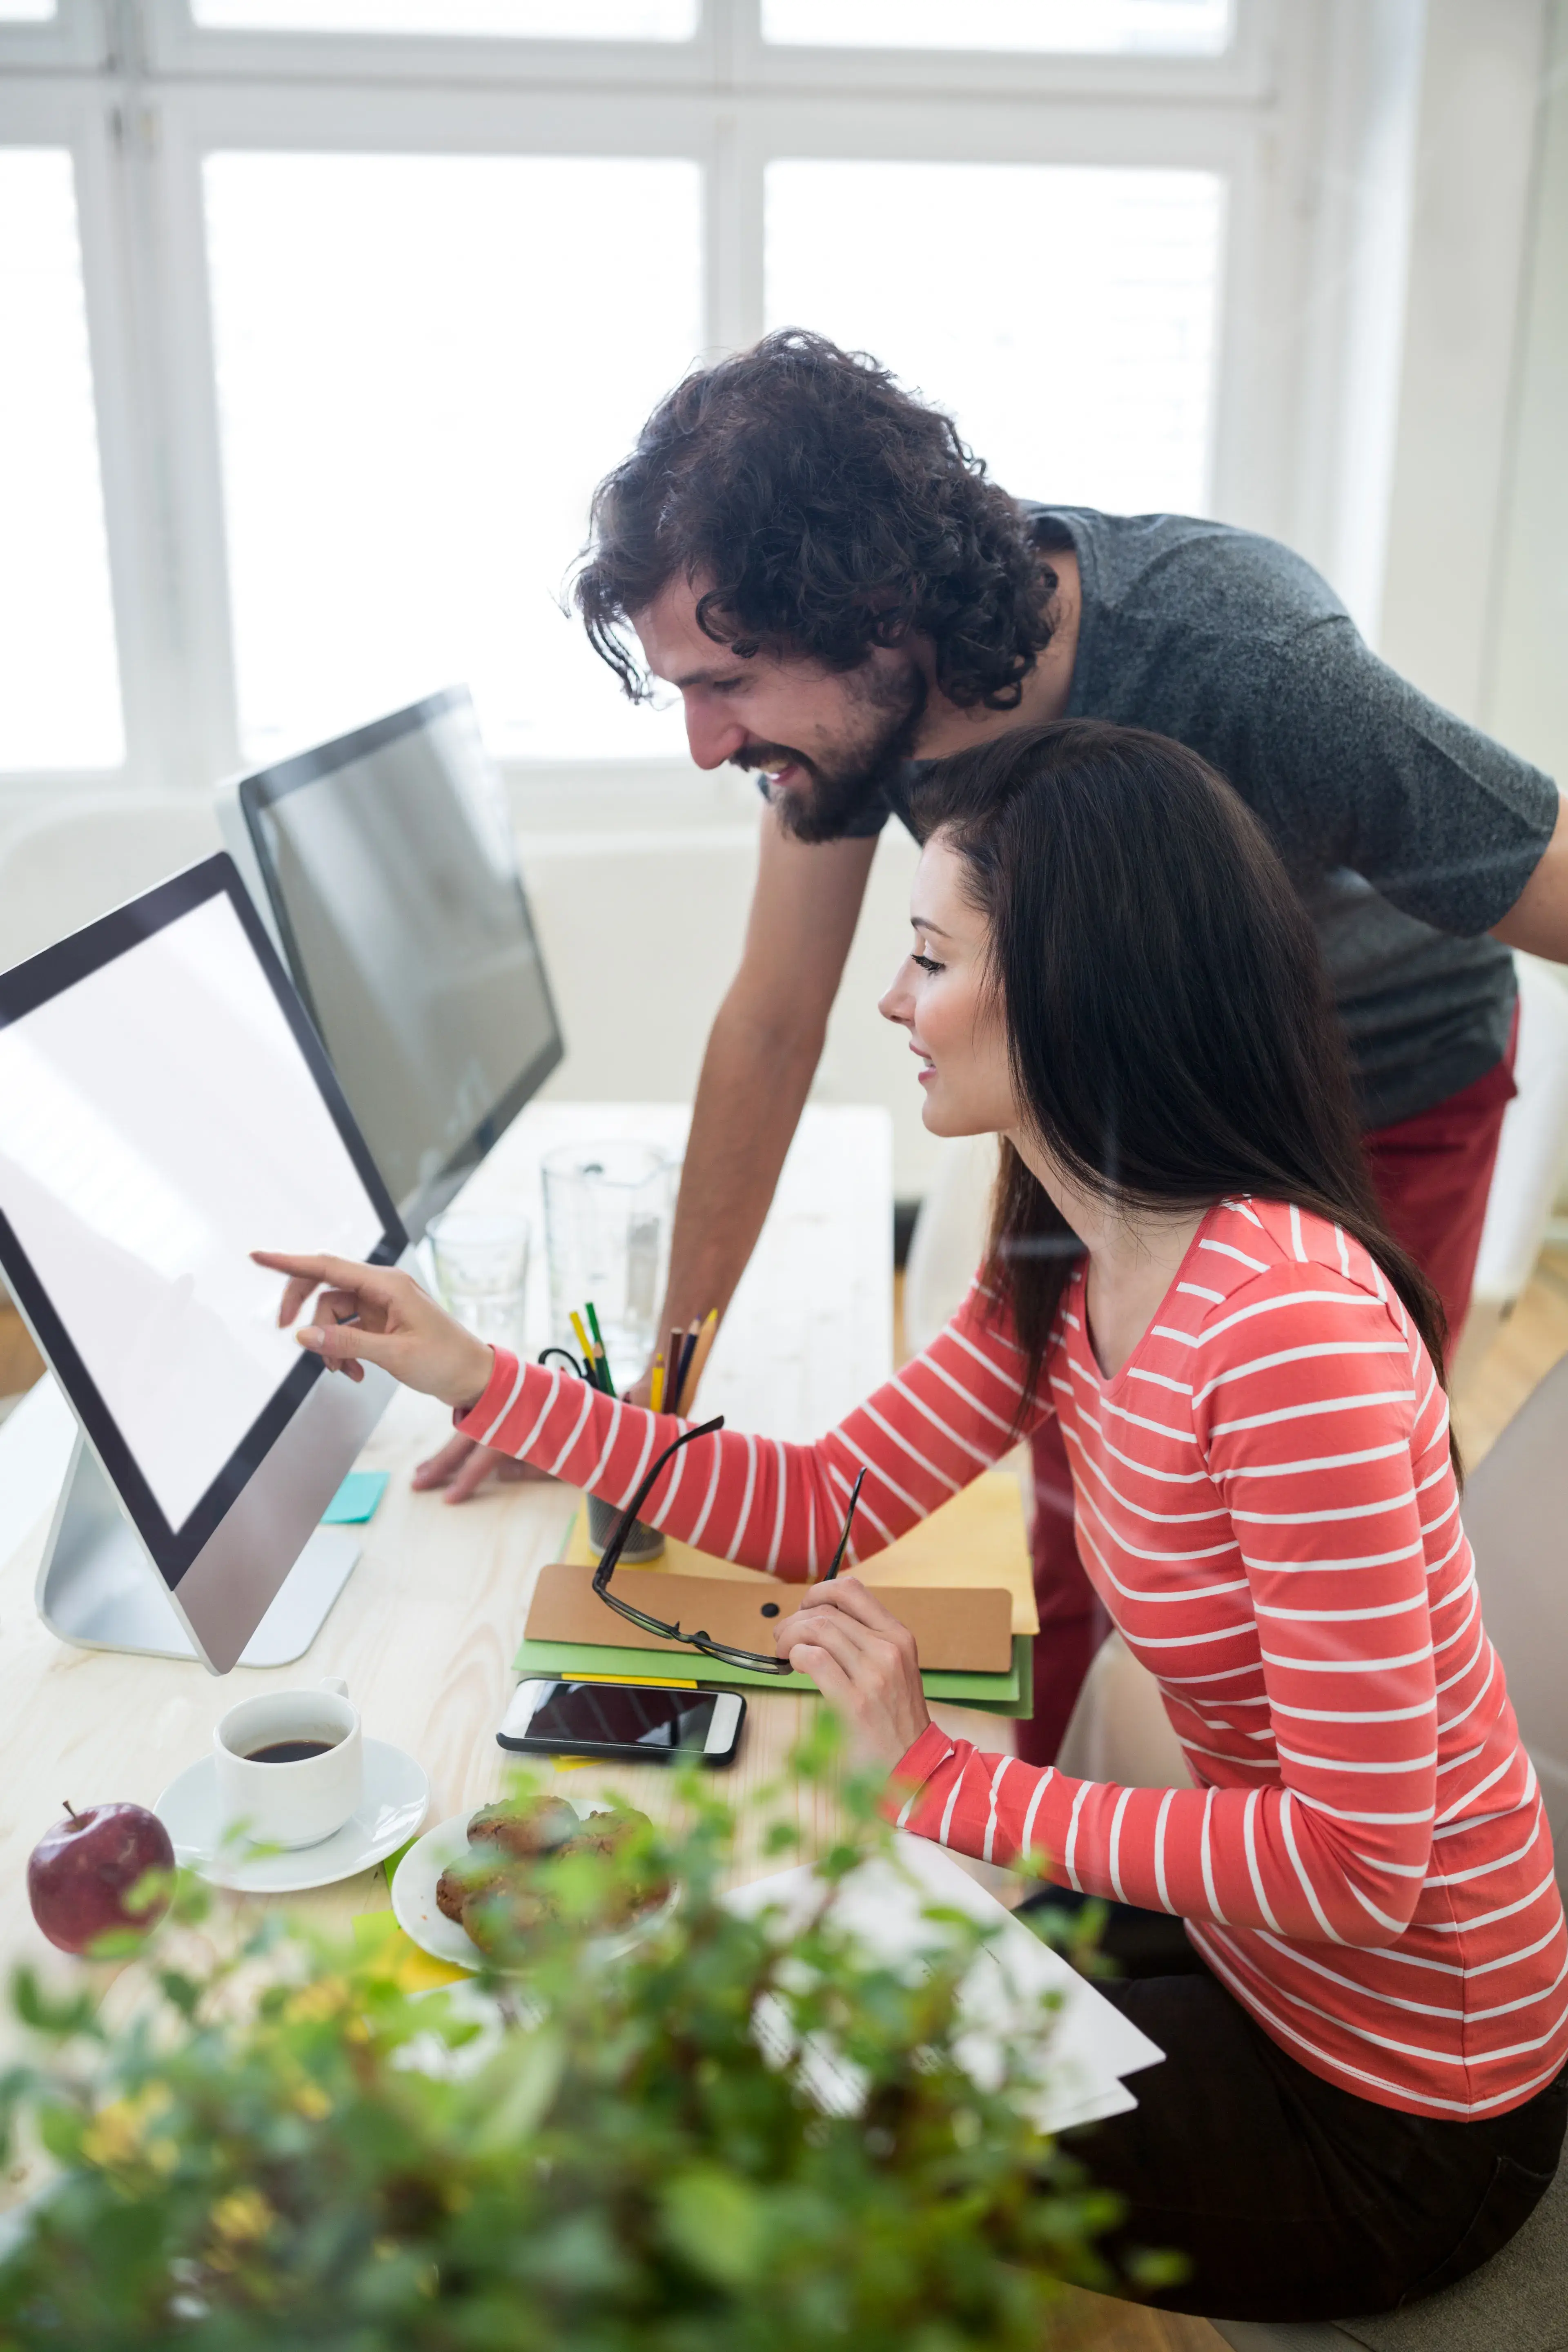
{"left": 586, "top": 1493, "right": 665, "bottom": 1565}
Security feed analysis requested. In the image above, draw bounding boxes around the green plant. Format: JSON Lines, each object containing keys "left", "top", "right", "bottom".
{"left": 0, "top": 1731, "right": 1149, "bottom": 2350}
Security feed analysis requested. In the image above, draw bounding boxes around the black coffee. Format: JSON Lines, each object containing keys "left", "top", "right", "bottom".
{"left": 244, "top": 1737, "right": 338, "bottom": 1764}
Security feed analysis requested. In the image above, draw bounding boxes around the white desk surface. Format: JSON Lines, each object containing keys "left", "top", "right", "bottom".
{"left": 0, "top": 1103, "right": 916, "bottom": 1984}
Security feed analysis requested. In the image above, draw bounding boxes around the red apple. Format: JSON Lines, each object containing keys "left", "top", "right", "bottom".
{"left": 27, "top": 1802, "right": 175, "bottom": 1955}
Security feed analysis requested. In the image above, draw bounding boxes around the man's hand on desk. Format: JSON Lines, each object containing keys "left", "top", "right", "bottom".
{"left": 412, "top": 1434, "right": 556, "bottom": 1504}
{"left": 410, "top": 1360, "right": 658, "bottom": 1503}
{"left": 774, "top": 1578, "right": 932, "bottom": 1771}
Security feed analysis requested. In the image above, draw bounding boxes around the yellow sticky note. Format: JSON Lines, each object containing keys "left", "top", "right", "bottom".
{"left": 351, "top": 1911, "right": 468, "bottom": 1991}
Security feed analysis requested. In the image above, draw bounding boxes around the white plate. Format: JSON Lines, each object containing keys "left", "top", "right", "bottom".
{"left": 391, "top": 1800, "right": 676, "bottom": 1974}
{"left": 156, "top": 1738, "right": 429, "bottom": 1893}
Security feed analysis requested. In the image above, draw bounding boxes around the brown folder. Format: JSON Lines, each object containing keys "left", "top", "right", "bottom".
{"left": 526, "top": 1560, "right": 1014, "bottom": 1673}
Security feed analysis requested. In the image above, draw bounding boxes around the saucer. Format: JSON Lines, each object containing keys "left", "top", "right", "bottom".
{"left": 156, "top": 1739, "right": 430, "bottom": 1893}
{"left": 392, "top": 1802, "right": 678, "bottom": 1974}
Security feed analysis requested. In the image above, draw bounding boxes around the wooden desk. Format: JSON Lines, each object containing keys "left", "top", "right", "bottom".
{"left": 0, "top": 1104, "right": 898, "bottom": 1981}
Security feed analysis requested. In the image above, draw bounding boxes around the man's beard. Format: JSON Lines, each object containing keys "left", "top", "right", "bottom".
{"left": 730, "top": 663, "right": 928, "bottom": 845}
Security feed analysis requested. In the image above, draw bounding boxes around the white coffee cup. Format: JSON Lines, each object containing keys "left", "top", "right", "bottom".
{"left": 213, "top": 1677, "right": 363, "bottom": 1851}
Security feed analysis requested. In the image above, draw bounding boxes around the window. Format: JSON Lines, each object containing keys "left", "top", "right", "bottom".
{"left": 0, "top": 0, "right": 1358, "bottom": 793}
{"left": 205, "top": 152, "right": 701, "bottom": 762}
{"left": 0, "top": 149, "right": 122, "bottom": 771}
{"left": 760, "top": 0, "right": 1232, "bottom": 56}
{"left": 192, "top": 1, "right": 695, "bottom": 33}
{"left": 766, "top": 161, "right": 1223, "bottom": 515}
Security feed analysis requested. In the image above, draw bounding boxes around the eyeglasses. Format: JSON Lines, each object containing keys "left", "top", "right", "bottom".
{"left": 592, "top": 1417, "right": 864, "bottom": 1675}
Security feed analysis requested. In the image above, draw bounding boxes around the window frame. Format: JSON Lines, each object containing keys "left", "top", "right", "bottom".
{"left": 0, "top": 0, "right": 1367, "bottom": 813}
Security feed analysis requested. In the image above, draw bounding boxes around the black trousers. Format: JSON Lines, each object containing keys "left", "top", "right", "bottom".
{"left": 1025, "top": 1892, "right": 1568, "bottom": 2323}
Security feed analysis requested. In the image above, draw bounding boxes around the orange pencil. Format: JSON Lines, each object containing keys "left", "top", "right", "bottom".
{"left": 682, "top": 1308, "right": 719, "bottom": 1408}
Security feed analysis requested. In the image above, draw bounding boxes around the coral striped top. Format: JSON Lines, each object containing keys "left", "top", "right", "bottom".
{"left": 459, "top": 1198, "right": 1567, "bottom": 2118}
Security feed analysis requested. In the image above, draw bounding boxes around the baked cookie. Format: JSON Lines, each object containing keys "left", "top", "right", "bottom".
{"left": 468, "top": 1795, "right": 579, "bottom": 1861}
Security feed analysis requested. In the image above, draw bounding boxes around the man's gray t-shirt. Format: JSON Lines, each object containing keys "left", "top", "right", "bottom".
{"left": 846, "top": 507, "right": 1557, "bottom": 1130}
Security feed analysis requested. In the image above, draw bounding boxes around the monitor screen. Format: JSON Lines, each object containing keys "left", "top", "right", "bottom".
{"left": 0, "top": 857, "right": 404, "bottom": 1583}
{"left": 236, "top": 689, "right": 563, "bottom": 1238}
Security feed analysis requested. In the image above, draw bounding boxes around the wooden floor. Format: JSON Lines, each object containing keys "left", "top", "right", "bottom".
{"left": 1450, "top": 1247, "right": 1568, "bottom": 1466}
{"left": 3, "top": 1263, "right": 1566, "bottom": 2351}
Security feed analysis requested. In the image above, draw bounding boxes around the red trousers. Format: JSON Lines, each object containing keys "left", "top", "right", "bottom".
{"left": 1017, "top": 1036, "right": 1520, "bottom": 1768}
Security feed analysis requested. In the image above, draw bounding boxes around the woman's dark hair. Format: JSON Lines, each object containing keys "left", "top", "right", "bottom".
{"left": 574, "top": 330, "right": 1055, "bottom": 710}
{"left": 909, "top": 721, "right": 1457, "bottom": 1470}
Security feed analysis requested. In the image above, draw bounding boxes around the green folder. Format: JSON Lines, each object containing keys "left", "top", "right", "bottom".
{"left": 511, "top": 1632, "right": 1033, "bottom": 1720}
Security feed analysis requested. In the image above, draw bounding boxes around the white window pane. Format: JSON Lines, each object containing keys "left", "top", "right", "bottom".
{"left": 0, "top": 2, "right": 57, "bottom": 20}
{"left": 763, "top": 0, "right": 1230, "bottom": 53}
{"left": 766, "top": 161, "right": 1223, "bottom": 519}
{"left": 205, "top": 154, "right": 702, "bottom": 763}
{"left": 193, "top": 0, "right": 695, "bottom": 33}
{"left": 0, "top": 151, "right": 124, "bottom": 771}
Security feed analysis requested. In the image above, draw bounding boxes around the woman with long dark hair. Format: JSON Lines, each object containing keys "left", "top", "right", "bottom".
{"left": 260, "top": 722, "right": 1566, "bottom": 2323}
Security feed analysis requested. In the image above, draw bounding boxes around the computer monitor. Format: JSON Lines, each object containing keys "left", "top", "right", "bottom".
{"left": 0, "top": 854, "right": 407, "bottom": 1674}
{"left": 218, "top": 687, "right": 564, "bottom": 1243}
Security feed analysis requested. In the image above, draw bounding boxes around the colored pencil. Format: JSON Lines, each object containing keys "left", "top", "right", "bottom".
{"left": 671, "top": 1319, "right": 699, "bottom": 1415}
{"left": 682, "top": 1308, "right": 719, "bottom": 1406}
{"left": 584, "top": 1300, "right": 606, "bottom": 1354}
{"left": 569, "top": 1309, "right": 594, "bottom": 1373}
{"left": 650, "top": 1356, "right": 665, "bottom": 1412}
{"left": 824, "top": 1467, "right": 867, "bottom": 1582}
{"left": 591, "top": 1340, "right": 617, "bottom": 1399}
{"left": 668, "top": 1325, "right": 685, "bottom": 1412}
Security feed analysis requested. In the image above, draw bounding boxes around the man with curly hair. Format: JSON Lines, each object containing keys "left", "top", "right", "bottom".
{"left": 420, "top": 330, "right": 1568, "bottom": 1768}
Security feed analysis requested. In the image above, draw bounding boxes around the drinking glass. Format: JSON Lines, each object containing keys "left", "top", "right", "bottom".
{"left": 427, "top": 1207, "right": 531, "bottom": 1352}
{"left": 541, "top": 1140, "right": 676, "bottom": 1392}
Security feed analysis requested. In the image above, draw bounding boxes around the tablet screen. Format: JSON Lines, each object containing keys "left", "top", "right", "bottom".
{"left": 0, "top": 885, "right": 390, "bottom": 1531}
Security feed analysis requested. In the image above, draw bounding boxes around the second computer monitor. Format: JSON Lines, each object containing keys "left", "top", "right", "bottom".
{"left": 222, "top": 688, "right": 564, "bottom": 1241}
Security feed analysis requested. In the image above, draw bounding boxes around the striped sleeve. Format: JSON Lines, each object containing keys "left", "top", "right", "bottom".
{"left": 454, "top": 1281, "right": 1047, "bottom": 1581}
{"left": 891, "top": 1269, "right": 1441, "bottom": 1943}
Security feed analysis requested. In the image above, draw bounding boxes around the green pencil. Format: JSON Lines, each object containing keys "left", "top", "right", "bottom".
{"left": 584, "top": 1301, "right": 617, "bottom": 1398}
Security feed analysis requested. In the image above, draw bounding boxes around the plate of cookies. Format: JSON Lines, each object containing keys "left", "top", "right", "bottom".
{"left": 390, "top": 1792, "right": 675, "bottom": 1972}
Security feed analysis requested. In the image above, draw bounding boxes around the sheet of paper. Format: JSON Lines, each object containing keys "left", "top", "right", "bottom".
{"left": 723, "top": 1831, "right": 1163, "bottom": 2138}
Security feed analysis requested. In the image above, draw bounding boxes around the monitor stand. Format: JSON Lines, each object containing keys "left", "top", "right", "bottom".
{"left": 36, "top": 1437, "right": 361, "bottom": 1670}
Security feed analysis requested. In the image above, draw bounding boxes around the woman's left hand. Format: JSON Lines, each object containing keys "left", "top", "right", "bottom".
{"left": 774, "top": 1577, "right": 931, "bottom": 1769}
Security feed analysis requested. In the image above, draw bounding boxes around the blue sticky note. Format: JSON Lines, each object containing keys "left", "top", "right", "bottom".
{"left": 321, "top": 1470, "right": 389, "bottom": 1526}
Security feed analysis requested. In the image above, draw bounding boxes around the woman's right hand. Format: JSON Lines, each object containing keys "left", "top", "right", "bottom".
{"left": 252, "top": 1251, "right": 495, "bottom": 1413}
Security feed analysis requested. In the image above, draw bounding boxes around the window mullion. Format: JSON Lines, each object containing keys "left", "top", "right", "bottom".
{"left": 127, "top": 85, "right": 243, "bottom": 792}
{"left": 708, "top": 0, "right": 763, "bottom": 357}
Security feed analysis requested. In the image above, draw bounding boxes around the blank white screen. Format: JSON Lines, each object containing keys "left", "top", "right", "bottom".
{"left": 0, "top": 893, "right": 388, "bottom": 1528}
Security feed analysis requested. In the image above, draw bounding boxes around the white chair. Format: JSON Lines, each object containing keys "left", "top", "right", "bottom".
{"left": 1449, "top": 955, "right": 1568, "bottom": 1388}
{"left": 0, "top": 792, "right": 222, "bottom": 975}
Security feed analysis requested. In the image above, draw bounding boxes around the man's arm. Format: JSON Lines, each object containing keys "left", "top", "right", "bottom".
{"left": 414, "top": 811, "right": 876, "bottom": 1496}
{"left": 653, "top": 811, "right": 880, "bottom": 1360}
{"left": 1492, "top": 792, "right": 1568, "bottom": 958}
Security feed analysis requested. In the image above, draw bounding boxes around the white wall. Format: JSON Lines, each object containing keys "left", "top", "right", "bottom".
{"left": 1377, "top": 0, "right": 1553, "bottom": 717}
{"left": 1482, "top": 0, "right": 1568, "bottom": 786}
{"left": 0, "top": 775, "right": 947, "bottom": 1200}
